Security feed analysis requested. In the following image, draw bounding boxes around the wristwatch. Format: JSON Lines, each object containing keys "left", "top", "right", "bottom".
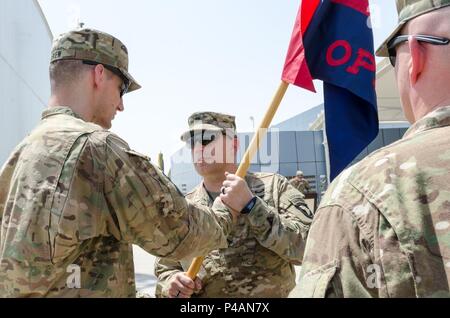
{"left": 240, "top": 196, "right": 257, "bottom": 215}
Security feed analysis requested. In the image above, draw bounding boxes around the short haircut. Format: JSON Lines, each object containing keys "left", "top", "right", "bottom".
{"left": 49, "top": 60, "right": 92, "bottom": 91}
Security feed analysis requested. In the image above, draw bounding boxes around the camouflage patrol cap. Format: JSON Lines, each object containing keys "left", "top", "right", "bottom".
{"left": 296, "top": 170, "right": 304, "bottom": 177}
{"left": 376, "top": 0, "right": 450, "bottom": 56}
{"left": 180, "top": 111, "right": 237, "bottom": 141}
{"left": 50, "top": 28, "right": 141, "bottom": 93}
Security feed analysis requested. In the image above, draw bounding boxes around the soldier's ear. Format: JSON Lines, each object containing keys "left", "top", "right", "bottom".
{"left": 93, "top": 64, "right": 107, "bottom": 89}
{"left": 408, "top": 36, "right": 425, "bottom": 86}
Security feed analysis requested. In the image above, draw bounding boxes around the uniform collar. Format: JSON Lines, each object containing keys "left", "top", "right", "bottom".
{"left": 192, "top": 182, "right": 214, "bottom": 206}
{"left": 41, "top": 106, "right": 84, "bottom": 121}
{"left": 202, "top": 183, "right": 219, "bottom": 203}
{"left": 404, "top": 106, "right": 450, "bottom": 138}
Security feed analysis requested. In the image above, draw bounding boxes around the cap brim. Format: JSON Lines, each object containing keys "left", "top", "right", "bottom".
{"left": 376, "top": 22, "right": 406, "bottom": 57}
{"left": 180, "top": 125, "right": 224, "bottom": 141}
{"left": 120, "top": 68, "right": 141, "bottom": 93}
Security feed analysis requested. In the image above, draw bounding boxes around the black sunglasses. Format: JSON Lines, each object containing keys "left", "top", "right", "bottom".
{"left": 387, "top": 34, "right": 450, "bottom": 67}
{"left": 186, "top": 130, "right": 224, "bottom": 149}
{"left": 82, "top": 60, "right": 130, "bottom": 97}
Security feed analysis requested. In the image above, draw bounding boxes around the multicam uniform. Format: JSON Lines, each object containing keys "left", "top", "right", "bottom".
{"left": 289, "top": 178, "right": 310, "bottom": 195}
{"left": 297, "top": 107, "right": 450, "bottom": 297}
{"left": 155, "top": 172, "right": 313, "bottom": 298}
{"left": 0, "top": 107, "right": 232, "bottom": 297}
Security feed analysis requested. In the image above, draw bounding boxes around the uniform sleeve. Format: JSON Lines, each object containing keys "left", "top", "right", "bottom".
{"left": 305, "top": 180, "right": 311, "bottom": 190}
{"left": 103, "top": 134, "right": 232, "bottom": 260}
{"left": 296, "top": 205, "right": 378, "bottom": 298}
{"left": 0, "top": 154, "right": 15, "bottom": 238}
{"left": 154, "top": 257, "right": 184, "bottom": 298}
{"left": 0, "top": 183, "right": 4, "bottom": 228}
{"left": 246, "top": 176, "right": 314, "bottom": 264}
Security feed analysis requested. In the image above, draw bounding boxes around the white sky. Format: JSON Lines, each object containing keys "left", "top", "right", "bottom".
{"left": 38, "top": 0, "right": 397, "bottom": 170}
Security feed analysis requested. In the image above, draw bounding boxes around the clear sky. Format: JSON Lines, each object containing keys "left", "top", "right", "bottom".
{"left": 38, "top": 0, "right": 398, "bottom": 170}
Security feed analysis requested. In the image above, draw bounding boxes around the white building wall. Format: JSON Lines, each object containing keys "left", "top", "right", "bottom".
{"left": 0, "top": 0, "right": 52, "bottom": 165}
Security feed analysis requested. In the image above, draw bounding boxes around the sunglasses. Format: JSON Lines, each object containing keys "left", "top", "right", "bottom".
{"left": 387, "top": 34, "right": 450, "bottom": 67}
{"left": 82, "top": 60, "right": 131, "bottom": 97}
{"left": 186, "top": 130, "right": 224, "bottom": 149}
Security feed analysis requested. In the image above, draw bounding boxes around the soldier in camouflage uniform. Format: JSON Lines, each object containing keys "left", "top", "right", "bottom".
{"left": 154, "top": 112, "right": 313, "bottom": 298}
{"left": 0, "top": 29, "right": 252, "bottom": 297}
{"left": 295, "top": 0, "right": 450, "bottom": 297}
{"left": 289, "top": 171, "right": 310, "bottom": 195}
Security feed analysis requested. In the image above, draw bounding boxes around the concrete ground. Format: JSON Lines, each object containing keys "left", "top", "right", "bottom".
{"left": 133, "top": 245, "right": 157, "bottom": 297}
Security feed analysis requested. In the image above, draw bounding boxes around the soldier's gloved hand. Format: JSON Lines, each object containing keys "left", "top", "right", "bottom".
{"left": 167, "top": 272, "right": 202, "bottom": 298}
{"left": 220, "top": 172, "right": 254, "bottom": 213}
